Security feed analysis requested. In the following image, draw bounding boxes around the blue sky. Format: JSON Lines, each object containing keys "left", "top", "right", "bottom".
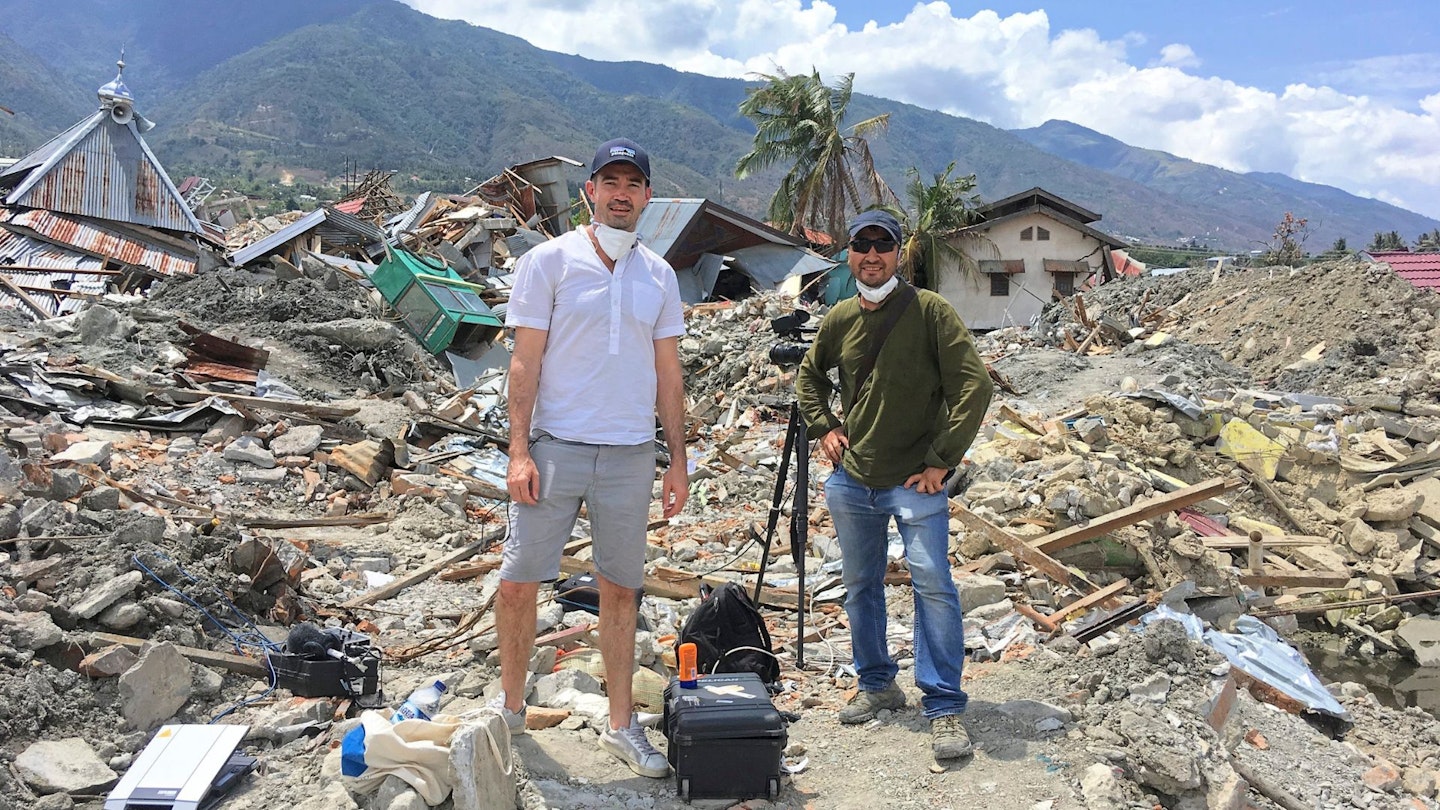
{"left": 403, "top": 1, "right": 1440, "bottom": 221}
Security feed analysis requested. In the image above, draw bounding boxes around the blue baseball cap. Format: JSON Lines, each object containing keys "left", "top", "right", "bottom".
{"left": 591, "top": 138, "right": 651, "bottom": 181}
{"left": 848, "top": 209, "right": 903, "bottom": 243}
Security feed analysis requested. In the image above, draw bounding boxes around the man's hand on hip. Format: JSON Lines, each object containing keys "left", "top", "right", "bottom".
{"left": 903, "top": 466, "right": 949, "bottom": 495}
{"left": 660, "top": 465, "right": 689, "bottom": 518}
{"left": 507, "top": 452, "right": 541, "bottom": 505}
{"left": 820, "top": 427, "right": 850, "bottom": 464}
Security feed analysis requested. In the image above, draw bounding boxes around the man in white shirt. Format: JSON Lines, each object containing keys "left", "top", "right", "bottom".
{"left": 493, "top": 138, "right": 688, "bottom": 778}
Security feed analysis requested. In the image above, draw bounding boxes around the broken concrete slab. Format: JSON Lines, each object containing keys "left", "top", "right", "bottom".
{"left": 79, "top": 644, "right": 140, "bottom": 678}
{"left": 954, "top": 572, "right": 1007, "bottom": 613}
{"left": 1396, "top": 618, "right": 1440, "bottom": 667}
{"left": 71, "top": 570, "right": 143, "bottom": 619}
{"left": 295, "top": 319, "right": 402, "bottom": 352}
{"left": 118, "top": 642, "right": 193, "bottom": 729}
{"left": 15, "top": 738, "right": 117, "bottom": 794}
{"left": 1365, "top": 487, "right": 1423, "bottom": 523}
{"left": 223, "top": 436, "right": 277, "bottom": 469}
{"left": 0, "top": 610, "right": 63, "bottom": 650}
{"left": 52, "top": 440, "right": 112, "bottom": 466}
{"left": 270, "top": 424, "right": 325, "bottom": 457}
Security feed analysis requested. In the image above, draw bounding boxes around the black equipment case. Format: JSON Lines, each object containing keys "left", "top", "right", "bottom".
{"left": 663, "top": 671, "right": 787, "bottom": 802}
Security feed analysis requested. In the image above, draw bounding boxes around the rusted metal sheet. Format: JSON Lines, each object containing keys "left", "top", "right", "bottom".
{"left": 4, "top": 116, "right": 203, "bottom": 235}
{"left": 1, "top": 208, "right": 195, "bottom": 275}
{"left": 0, "top": 227, "right": 107, "bottom": 272}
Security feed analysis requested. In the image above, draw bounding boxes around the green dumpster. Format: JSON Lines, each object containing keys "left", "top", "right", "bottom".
{"left": 372, "top": 248, "right": 504, "bottom": 355}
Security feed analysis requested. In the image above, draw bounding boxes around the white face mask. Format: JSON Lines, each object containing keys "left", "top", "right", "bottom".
{"left": 856, "top": 275, "right": 899, "bottom": 303}
{"left": 592, "top": 223, "right": 637, "bottom": 263}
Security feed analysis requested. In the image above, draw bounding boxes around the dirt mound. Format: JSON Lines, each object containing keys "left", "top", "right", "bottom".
{"left": 1078, "top": 259, "right": 1440, "bottom": 401}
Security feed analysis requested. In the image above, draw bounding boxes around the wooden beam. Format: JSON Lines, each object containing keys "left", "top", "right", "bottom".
{"left": 0, "top": 273, "right": 54, "bottom": 320}
{"left": 158, "top": 387, "right": 360, "bottom": 420}
{"left": 951, "top": 501, "right": 1101, "bottom": 593}
{"left": 1034, "top": 476, "right": 1241, "bottom": 555}
{"left": 243, "top": 513, "right": 391, "bottom": 529}
{"left": 1200, "top": 535, "right": 1329, "bottom": 550}
{"left": 1250, "top": 475, "right": 1313, "bottom": 535}
{"left": 1052, "top": 579, "right": 1132, "bottom": 624}
{"left": 1236, "top": 571, "right": 1351, "bottom": 588}
{"left": 341, "top": 526, "right": 505, "bottom": 608}
{"left": 998, "top": 403, "right": 1046, "bottom": 436}
{"left": 1249, "top": 587, "right": 1440, "bottom": 618}
{"left": 88, "top": 632, "right": 268, "bottom": 679}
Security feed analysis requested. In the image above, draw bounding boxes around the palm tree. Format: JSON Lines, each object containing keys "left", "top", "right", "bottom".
{"left": 883, "top": 162, "right": 986, "bottom": 289}
{"left": 735, "top": 69, "right": 895, "bottom": 248}
{"left": 1416, "top": 229, "right": 1440, "bottom": 253}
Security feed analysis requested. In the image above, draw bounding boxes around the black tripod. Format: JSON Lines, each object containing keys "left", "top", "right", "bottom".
{"left": 753, "top": 400, "right": 809, "bottom": 668}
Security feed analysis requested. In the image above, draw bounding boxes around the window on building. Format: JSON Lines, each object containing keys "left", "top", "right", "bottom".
{"left": 1036, "top": 226, "right": 1050, "bottom": 241}
{"left": 1053, "top": 272, "right": 1075, "bottom": 296}
{"left": 990, "top": 273, "right": 1009, "bottom": 297}
{"left": 1020, "top": 227, "right": 1033, "bottom": 241}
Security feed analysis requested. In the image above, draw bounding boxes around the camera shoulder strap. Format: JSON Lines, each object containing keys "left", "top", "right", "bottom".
{"left": 847, "top": 282, "right": 917, "bottom": 415}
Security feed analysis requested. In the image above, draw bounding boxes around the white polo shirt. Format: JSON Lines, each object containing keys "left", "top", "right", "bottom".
{"left": 506, "top": 228, "right": 685, "bottom": 446}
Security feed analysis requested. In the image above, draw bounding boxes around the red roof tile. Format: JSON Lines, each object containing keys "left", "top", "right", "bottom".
{"left": 1367, "top": 250, "right": 1440, "bottom": 290}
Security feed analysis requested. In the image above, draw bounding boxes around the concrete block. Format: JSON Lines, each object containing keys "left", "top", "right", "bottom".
{"left": 0, "top": 609, "right": 63, "bottom": 649}
{"left": 1397, "top": 618, "right": 1440, "bottom": 667}
{"left": 71, "top": 570, "right": 143, "bottom": 619}
{"left": 16, "top": 738, "right": 117, "bottom": 794}
{"left": 223, "top": 436, "right": 276, "bottom": 469}
{"left": 1364, "top": 761, "right": 1402, "bottom": 792}
{"left": 954, "top": 572, "right": 1007, "bottom": 613}
{"left": 525, "top": 706, "right": 571, "bottom": 730}
{"left": 1367, "top": 488, "right": 1423, "bottom": 523}
{"left": 451, "top": 713, "right": 517, "bottom": 810}
{"left": 79, "top": 644, "right": 139, "bottom": 678}
{"left": 118, "top": 642, "right": 193, "bottom": 729}
{"left": 80, "top": 485, "right": 122, "bottom": 511}
{"left": 98, "top": 600, "right": 147, "bottom": 631}
{"left": 533, "top": 669, "right": 602, "bottom": 708}
{"left": 52, "top": 440, "right": 111, "bottom": 466}
{"left": 270, "top": 425, "right": 325, "bottom": 457}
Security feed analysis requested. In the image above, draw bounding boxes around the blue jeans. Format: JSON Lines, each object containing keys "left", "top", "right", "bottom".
{"left": 826, "top": 467, "right": 967, "bottom": 718}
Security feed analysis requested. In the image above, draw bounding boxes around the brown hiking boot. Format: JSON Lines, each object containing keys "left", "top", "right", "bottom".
{"left": 930, "top": 714, "right": 973, "bottom": 759}
{"left": 838, "top": 682, "right": 906, "bottom": 724}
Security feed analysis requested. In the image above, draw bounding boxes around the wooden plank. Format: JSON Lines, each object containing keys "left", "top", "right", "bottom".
{"left": 0, "top": 273, "right": 55, "bottom": 320}
{"left": 89, "top": 632, "right": 268, "bottom": 679}
{"left": 180, "top": 322, "right": 271, "bottom": 369}
{"left": 1250, "top": 475, "right": 1313, "bottom": 535}
{"left": 998, "top": 404, "right": 1046, "bottom": 436}
{"left": 535, "top": 623, "right": 595, "bottom": 648}
{"left": 951, "top": 501, "right": 1100, "bottom": 593}
{"left": 183, "top": 359, "right": 258, "bottom": 383}
{"left": 1236, "top": 571, "right": 1351, "bottom": 588}
{"left": 159, "top": 387, "right": 359, "bottom": 420}
{"left": 1200, "top": 535, "right": 1330, "bottom": 549}
{"left": 439, "top": 559, "right": 501, "bottom": 582}
{"left": 1015, "top": 602, "right": 1060, "bottom": 633}
{"left": 1034, "top": 477, "right": 1241, "bottom": 555}
{"left": 1052, "top": 579, "right": 1131, "bottom": 624}
{"left": 243, "top": 513, "right": 391, "bottom": 529}
{"left": 342, "top": 526, "right": 505, "bottom": 608}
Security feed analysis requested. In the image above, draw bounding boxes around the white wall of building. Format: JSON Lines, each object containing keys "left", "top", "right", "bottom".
{"left": 934, "top": 211, "right": 1106, "bottom": 331}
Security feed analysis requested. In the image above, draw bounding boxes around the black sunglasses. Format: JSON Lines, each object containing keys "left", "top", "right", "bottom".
{"left": 849, "top": 237, "right": 897, "bottom": 254}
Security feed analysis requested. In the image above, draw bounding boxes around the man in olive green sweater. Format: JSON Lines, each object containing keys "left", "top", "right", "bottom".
{"left": 796, "top": 209, "right": 993, "bottom": 760}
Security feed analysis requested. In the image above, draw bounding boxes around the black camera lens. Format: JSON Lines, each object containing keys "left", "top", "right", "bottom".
{"left": 768, "top": 343, "right": 809, "bottom": 365}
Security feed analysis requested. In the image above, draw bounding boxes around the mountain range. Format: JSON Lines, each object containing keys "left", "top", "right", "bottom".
{"left": 1, "top": 0, "right": 1435, "bottom": 252}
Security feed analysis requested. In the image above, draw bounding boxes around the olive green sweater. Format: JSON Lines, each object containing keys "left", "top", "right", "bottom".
{"left": 796, "top": 284, "right": 993, "bottom": 488}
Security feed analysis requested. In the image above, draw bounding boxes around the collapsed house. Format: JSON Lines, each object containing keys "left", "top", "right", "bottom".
{"left": 0, "top": 58, "right": 220, "bottom": 318}
{"left": 635, "top": 198, "right": 835, "bottom": 303}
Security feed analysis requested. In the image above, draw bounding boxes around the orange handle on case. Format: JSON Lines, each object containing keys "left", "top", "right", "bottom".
{"left": 678, "top": 642, "right": 698, "bottom": 688}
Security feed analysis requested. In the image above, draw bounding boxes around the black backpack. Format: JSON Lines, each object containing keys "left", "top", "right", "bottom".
{"left": 677, "top": 582, "right": 780, "bottom": 684}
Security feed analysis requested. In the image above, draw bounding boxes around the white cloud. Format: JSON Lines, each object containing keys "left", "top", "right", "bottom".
{"left": 1155, "top": 43, "right": 1200, "bottom": 69}
{"left": 400, "top": 0, "right": 1440, "bottom": 221}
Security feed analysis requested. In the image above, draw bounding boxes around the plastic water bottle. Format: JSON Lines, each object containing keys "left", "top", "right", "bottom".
{"left": 391, "top": 680, "right": 447, "bottom": 722}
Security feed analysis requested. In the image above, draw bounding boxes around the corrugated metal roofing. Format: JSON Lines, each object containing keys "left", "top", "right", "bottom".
{"left": 1, "top": 207, "right": 196, "bottom": 275}
{"left": 230, "top": 207, "right": 388, "bottom": 267}
{"left": 0, "top": 268, "right": 108, "bottom": 317}
{"left": 2, "top": 111, "right": 203, "bottom": 235}
{"left": 0, "top": 227, "right": 106, "bottom": 272}
{"left": 635, "top": 198, "right": 707, "bottom": 258}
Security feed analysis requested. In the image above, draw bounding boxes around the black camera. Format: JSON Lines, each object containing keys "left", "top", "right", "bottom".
{"left": 768, "top": 310, "right": 814, "bottom": 366}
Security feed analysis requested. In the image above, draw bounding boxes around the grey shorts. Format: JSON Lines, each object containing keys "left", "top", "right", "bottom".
{"left": 501, "top": 433, "right": 655, "bottom": 589}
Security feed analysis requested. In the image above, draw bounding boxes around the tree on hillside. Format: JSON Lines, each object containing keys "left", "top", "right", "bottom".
{"left": 1367, "top": 231, "right": 1407, "bottom": 251}
{"left": 883, "top": 162, "right": 986, "bottom": 289}
{"left": 1259, "top": 212, "right": 1310, "bottom": 265}
{"left": 1416, "top": 229, "right": 1440, "bottom": 253}
{"left": 735, "top": 69, "right": 895, "bottom": 247}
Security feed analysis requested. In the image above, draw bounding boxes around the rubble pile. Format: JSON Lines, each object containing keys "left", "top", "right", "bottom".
{"left": 9, "top": 240, "right": 1440, "bottom": 809}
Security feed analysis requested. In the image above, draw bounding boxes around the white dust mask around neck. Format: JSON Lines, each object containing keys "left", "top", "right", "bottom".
{"left": 592, "top": 223, "right": 637, "bottom": 263}
{"left": 856, "top": 275, "right": 899, "bottom": 303}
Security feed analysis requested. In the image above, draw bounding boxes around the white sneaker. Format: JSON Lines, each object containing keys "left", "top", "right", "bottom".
{"left": 599, "top": 713, "right": 668, "bottom": 778}
{"left": 487, "top": 690, "right": 527, "bottom": 735}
